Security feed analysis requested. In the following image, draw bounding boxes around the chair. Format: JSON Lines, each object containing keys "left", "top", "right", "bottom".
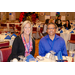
{"left": 39, "top": 27, "right": 43, "bottom": 38}
{"left": 15, "top": 26, "right": 21, "bottom": 35}
{"left": 9, "top": 24, "right": 15, "bottom": 29}
{"left": 0, "top": 47, "right": 12, "bottom": 62}
{"left": 40, "top": 27, "right": 43, "bottom": 33}
{"left": 68, "top": 34, "right": 75, "bottom": 50}
{"left": 56, "top": 33, "right": 60, "bottom": 36}
{"left": 32, "top": 27, "right": 37, "bottom": 33}
{"left": 0, "top": 41, "right": 9, "bottom": 49}
{"left": 32, "top": 27, "right": 37, "bottom": 39}
{"left": 1, "top": 24, "right": 7, "bottom": 29}
{"left": 16, "top": 26, "right": 21, "bottom": 31}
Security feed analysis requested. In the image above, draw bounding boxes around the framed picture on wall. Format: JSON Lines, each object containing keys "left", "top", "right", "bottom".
{"left": 39, "top": 12, "right": 45, "bottom": 16}
{"left": 1, "top": 12, "right": 6, "bottom": 20}
{"left": 9, "top": 12, "right": 16, "bottom": 20}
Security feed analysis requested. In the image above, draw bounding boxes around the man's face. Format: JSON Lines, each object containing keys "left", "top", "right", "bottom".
{"left": 47, "top": 24, "right": 56, "bottom": 36}
{"left": 58, "top": 16, "right": 61, "bottom": 20}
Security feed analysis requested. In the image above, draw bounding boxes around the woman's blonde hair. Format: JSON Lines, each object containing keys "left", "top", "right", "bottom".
{"left": 21, "top": 20, "right": 32, "bottom": 39}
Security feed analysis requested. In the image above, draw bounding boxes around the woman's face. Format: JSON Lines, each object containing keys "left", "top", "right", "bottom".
{"left": 66, "top": 21, "right": 69, "bottom": 27}
{"left": 66, "top": 21, "right": 68, "bottom": 25}
{"left": 24, "top": 23, "right": 31, "bottom": 35}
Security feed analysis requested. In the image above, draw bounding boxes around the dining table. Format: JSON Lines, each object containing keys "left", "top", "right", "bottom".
{"left": 0, "top": 32, "right": 16, "bottom": 46}
{"left": 56, "top": 27, "right": 75, "bottom": 51}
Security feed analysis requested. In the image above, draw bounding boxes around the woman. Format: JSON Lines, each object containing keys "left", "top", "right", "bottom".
{"left": 8, "top": 20, "right": 35, "bottom": 61}
{"left": 42, "top": 19, "right": 50, "bottom": 36}
{"left": 64, "top": 20, "right": 71, "bottom": 30}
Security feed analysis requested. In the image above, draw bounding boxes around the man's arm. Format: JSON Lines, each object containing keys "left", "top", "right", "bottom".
{"left": 39, "top": 40, "right": 46, "bottom": 56}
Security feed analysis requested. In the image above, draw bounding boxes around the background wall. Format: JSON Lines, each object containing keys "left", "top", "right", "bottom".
{"left": 0, "top": 12, "right": 75, "bottom": 22}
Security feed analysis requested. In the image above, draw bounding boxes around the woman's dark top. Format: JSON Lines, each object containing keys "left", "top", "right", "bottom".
{"left": 8, "top": 35, "right": 35, "bottom": 61}
{"left": 64, "top": 24, "right": 71, "bottom": 29}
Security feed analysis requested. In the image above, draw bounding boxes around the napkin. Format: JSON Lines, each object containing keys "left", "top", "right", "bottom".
{"left": 38, "top": 25, "right": 40, "bottom": 27}
{"left": 70, "top": 31, "right": 74, "bottom": 33}
{"left": 60, "top": 30, "right": 63, "bottom": 33}
{"left": 66, "top": 27, "right": 69, "bottom": 30}
{"left": 11, "top": 33, "right": 17, "bottom": 37}
{"left": 25, "top": 54, "right": 35, "bottom": 62}
{"left": 58, "top": 29, "right": 61, "bottom": 31}
{"left": 57, "top": 51, "right": 63, "bottom": 60}
{"left": 7, "top": 32, "right": 10, "bottom": 33}
{"left": 5, "top": 33, "right": 7, "bottom": 35}
{"left": 5, "top": 35, "right": 11, "bottom": 40}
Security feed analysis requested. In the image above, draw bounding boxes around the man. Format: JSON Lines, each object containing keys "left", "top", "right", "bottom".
{"left": 39, "top": 23, "right": 68, "bottom": 56}
{"left": 55, "top": 15, "right": 62, "bottom": 27}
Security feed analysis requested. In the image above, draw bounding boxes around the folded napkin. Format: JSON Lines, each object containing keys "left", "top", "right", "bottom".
{"left": 60, "top": 30, "right": 63, "bottom": 33}
{"left": 7, "top": 32, "right": 10, "bottom": 33}
{"left": 38, "top": 25, "right": 40, "bottom": 27}
{"left": 73, "top": 28, "right": 75, "bottom": 30}
{"left": 5, "top": 33, "right": 7, "bottom": 35}
{"left": 66, "top": 27, "right": 69, "bottom": 30}
{"left": 70, "top": 31, "right": 74, "bottom": 33}
{"left": 25, "top": 54, "right": 35, "bottom": 62}
{"left": 5, "top": 35, "right": 11, "bottom": 40}
{"left": 57, "top": 51, "right": 63, "bottom": 60}
{"left": 58, "top": 29, "right": 61, "bottom": 31}
{"left": 11, "top": 33, "right": 17, "bottom": 37}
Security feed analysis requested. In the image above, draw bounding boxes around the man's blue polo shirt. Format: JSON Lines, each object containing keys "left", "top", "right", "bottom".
{"left": 39, "top": 34, "right": 68, "bottom": 56}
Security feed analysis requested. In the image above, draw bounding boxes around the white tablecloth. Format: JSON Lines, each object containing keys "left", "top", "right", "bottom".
{"left": 35, "top": 56, "right": 73, "bottom": 62}
{"left": 0, "top": 33, "right": 15, "bottom": 46}
{"left": 56, "top": 28, "right": 75, "bottom": 50}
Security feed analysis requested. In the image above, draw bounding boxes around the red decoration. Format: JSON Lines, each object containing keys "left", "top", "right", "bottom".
{"left": 19, "top": 12, "right": 39, "bottom": 23}
{"left": 19, "top": 12, "right": 25, "bottom": 22}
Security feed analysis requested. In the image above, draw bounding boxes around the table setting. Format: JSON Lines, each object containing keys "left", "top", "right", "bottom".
{"left": 0, "top": 32, "right": 17, "bottom": 46}
{"left": 56, "top": 26, "right": 75, "bottom": 50}
{"left": 10, "top": 50, "right": 75, "bottom": 62}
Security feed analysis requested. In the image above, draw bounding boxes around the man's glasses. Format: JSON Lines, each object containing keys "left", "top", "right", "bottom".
{"left": 47, "top": 27, "right": 56, "bottom": 30}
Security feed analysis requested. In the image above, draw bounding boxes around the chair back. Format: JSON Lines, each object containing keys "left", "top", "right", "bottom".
{"left": 0, "top": 47, "right": 12, "bottom": 62}
{"left": 16, "top": 26, "right": 21, "bottom": 31}
{"left": 40, "top": 27, "right": 43, "bottom": 33}
{"left": 0, "top": 41, "right": 9, "bottom": 49}
{"left": 56, "top": 33, "right": 60, "bottom": 36}
{"left": 1, "top": 24, "right": 7, "bottom": 27}
{"left": 70, "top": 34, "right": 75, "bottom": 40}
{"left": 32, "top": 27, "right": 37, "bottom": 31}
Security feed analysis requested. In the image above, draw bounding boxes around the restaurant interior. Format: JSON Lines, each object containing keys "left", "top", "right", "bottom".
{"left": 0, "top": 12, "right": 75, "bottom": 62}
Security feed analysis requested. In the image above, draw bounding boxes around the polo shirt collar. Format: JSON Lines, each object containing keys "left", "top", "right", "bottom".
{"left": 46, "top": 34, "right": 59, "bottom": 40}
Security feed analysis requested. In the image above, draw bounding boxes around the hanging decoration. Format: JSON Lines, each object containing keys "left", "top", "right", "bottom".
{"left": 19, "top": 12, "right": 39, "bottom": 23}
{"left": 56, "top": 12, "right": 60, "bottom": 16}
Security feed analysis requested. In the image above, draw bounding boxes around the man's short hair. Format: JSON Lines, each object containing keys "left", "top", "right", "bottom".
{"left": 47, "top": 23, "right": 57, "bottom": 29}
